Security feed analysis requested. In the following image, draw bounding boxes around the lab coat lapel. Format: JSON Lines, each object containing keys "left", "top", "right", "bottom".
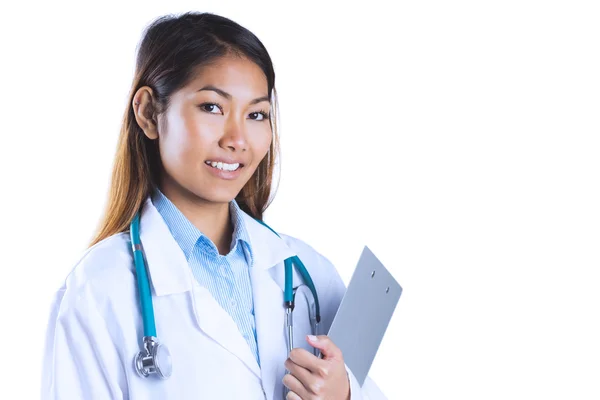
{"left": 244, "top": 215, "right": 297, "bottom": 400}
{"left": 189, "top": 283, "right": 262, "bottom": 377}
{"left": 250, "top": 266, "right": 287, "bottom": 399}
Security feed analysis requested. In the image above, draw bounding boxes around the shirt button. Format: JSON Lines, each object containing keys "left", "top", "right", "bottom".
{"left": 231, "top": 300, "right": 237, "bottom": 308}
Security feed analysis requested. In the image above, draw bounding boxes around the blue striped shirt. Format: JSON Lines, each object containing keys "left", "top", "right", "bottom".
{"left": 151, "top": 189, "right": 260, "bottom": 366}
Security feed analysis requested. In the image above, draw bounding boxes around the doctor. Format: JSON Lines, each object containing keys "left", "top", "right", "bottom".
{"left": 41, "top": 11, "right": 386, "bottom": 400}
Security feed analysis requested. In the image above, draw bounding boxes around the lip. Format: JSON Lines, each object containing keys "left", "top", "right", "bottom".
{"left": 204, "top": 161, "right": 244, "bottom": 180}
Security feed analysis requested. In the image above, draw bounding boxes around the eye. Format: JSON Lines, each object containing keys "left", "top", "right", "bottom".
{"left": 199, "top": 102, "right": 223, "bottom": 114}
{"left": 249, "top": 110, "right": 270, "bottom": 121}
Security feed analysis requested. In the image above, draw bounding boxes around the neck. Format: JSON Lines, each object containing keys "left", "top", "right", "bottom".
{"left": 159, "top": 182, "right": 233, "bottom": 256}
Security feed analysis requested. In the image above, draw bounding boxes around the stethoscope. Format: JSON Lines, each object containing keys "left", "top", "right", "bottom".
{"left": 130, "top": 210, "right": 321, "bottom": 380}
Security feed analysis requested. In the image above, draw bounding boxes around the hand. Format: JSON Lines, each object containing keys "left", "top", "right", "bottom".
{"left": 282, "top": 335, "right": 351, "bottom": 400}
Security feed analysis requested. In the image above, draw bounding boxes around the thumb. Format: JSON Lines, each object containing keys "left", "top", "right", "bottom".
{"left": 306, "top": 335, "right": 342, "bottom": 360}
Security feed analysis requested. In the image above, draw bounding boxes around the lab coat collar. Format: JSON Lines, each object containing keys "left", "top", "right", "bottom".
{"left": 241, "top": 212, "right": 297, "bottom": 270}
{"left": 139, "top": 197, "right": 192, "bottom": 296}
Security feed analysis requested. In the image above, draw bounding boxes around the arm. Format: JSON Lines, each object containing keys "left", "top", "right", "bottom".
{"left": 41, "top": 286, "right": 128, "bottom": 400}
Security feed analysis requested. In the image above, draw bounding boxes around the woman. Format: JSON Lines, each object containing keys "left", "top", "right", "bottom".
{"left": 41, "top": 12, "right": 385, "bottom": 400}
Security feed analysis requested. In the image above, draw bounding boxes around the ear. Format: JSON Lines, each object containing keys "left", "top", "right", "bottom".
{"left": 132, "top": 86, "right": 159, "bottom": 140}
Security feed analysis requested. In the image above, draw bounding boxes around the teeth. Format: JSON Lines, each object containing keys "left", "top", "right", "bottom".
{"left": 206, "top": 160, "right": 240, "bottom": 171}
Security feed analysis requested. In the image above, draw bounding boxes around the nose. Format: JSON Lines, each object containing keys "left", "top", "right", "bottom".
{"left": 219, "top": 117, "right": 248, "bottom": 152}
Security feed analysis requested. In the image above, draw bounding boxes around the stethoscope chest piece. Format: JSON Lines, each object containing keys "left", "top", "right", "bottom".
{"left": 134, "top": 336, "right": 172, "bottom": 379}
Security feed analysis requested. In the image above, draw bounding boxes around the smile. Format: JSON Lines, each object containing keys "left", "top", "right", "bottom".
{"left": 205, "top": 160, "right": 242, "bottom": 171}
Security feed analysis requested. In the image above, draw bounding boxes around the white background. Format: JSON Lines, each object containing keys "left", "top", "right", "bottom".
{"left": 1, "top": 0, "right": 599, "bottom": 398}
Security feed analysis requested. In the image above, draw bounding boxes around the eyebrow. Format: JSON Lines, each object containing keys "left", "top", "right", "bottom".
{"left": 197, "top": 85, "right": 270, "bottom": 105}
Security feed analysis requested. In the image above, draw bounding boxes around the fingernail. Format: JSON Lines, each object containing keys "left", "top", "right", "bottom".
{"left": 308, "top": 335, "right": 318, "bottom": 342}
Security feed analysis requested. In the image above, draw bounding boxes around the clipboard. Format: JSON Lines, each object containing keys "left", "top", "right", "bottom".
{"left": 327, "top": 246, "right": 402, "bottom": 386}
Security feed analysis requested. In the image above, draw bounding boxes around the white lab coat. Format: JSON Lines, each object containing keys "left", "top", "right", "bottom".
{"left": 41, "top": 198, "right": 387, "bottom": 399}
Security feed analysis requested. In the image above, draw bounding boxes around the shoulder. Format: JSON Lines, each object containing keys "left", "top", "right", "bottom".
{"left": 280, "top": 234, "right": 332, "bottom": 268}
{"left": 53, "top": 232, "right": 135, "bottom": 313}
{"left": 279, "top": 232, "right": 347, "bottom": 292}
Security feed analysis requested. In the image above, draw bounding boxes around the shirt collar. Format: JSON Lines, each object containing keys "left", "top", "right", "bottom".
{"left": 230, "top": 198, "right": 253, "bottom": 262}
{"left": 151, "top": 188, "right": 253, "bottom": 262}
{"left": 138, "top": 196, "right": 297, "bottom": 296}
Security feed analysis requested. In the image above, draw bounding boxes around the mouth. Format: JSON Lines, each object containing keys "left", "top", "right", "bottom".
{"left": 204, "top": 160, "right": 244, "bottom": 172}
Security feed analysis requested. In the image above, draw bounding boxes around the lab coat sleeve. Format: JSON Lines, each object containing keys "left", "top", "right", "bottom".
{"left": 41, "top": 285, "right": 128, "bottom": 400}
{"left": 345, "top": 364, "right": 387, "bottom": 400}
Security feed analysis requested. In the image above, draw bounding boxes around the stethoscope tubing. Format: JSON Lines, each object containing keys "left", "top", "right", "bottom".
{"left": 130, "top": 212, "right": 157, "bottom": 337}
{"left": 130, "top": 209, "right": 321, "bottom": 380}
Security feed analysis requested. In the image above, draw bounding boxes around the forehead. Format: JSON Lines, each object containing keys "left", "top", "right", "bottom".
{"left": 186, "top": 56, "right": 269, "bottom": 97}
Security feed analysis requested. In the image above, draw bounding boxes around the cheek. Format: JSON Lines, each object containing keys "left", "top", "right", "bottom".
{"left": 253, "top": 128, "right": 273, "bottom": 159}
{"left": 160, "top": 131, "right": 191, "bottom": 167}
{"left": 159, "top": 117, "right": 208, "bottom": 172}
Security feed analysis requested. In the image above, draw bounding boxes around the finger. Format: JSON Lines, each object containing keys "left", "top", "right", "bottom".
{"left": 306, "top": 335, "right": 343, "bottom": 360}
{"left": 285, "top": 357, "right": 312, "bottom": 384}
{"left": 286, "top": 358, "right": 329, "bottom": 396}
{"left": 282, "top": 371, "right": 310, "bottom": 399}
{"left": 288, "top": 347, "right": 327, "bottom": 373}
{"left": 285, "top": 391, "right": 301, "bottom": 400}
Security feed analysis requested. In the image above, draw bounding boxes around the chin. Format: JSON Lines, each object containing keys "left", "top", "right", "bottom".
{"left": 193, "top": 189, "right": 241, "bottom": 205}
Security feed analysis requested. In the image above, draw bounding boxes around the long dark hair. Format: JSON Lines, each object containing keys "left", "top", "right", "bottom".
{"left": 90, "top": 12, "right": 280, "bottom": 246}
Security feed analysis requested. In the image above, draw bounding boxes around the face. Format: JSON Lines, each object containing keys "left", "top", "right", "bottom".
{"left": 138, "top": 55, "right": 273, "bottom": 207}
